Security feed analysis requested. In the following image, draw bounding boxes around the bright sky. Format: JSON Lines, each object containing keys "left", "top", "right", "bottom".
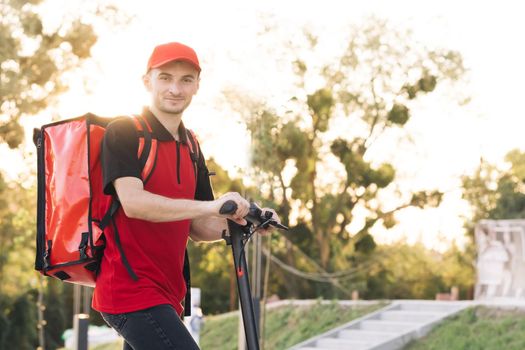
{"left": 7, "top": 0, "right": 525, "bottom": 251}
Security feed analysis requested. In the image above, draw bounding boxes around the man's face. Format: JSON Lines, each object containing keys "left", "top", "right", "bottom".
{"left": 143, "top": 60, "right": 200, "bottom": 116}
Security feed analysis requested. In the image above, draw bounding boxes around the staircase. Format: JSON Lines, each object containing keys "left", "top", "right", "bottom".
{"left": 288, "top": 300, "right": 471, "bottom": 350}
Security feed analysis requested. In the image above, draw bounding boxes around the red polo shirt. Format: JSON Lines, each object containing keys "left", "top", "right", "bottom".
{"left": 92, "top": 108, "right": 213, "bottom": 315}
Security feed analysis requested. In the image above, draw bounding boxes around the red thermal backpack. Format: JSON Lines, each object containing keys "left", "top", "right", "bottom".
{"left": 33, "top": 113, "right": 200, "bottom": 315}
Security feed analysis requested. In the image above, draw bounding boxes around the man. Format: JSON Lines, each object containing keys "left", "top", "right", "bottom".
{"left": 92, "top": 42, "right": 279, "bottom": 349}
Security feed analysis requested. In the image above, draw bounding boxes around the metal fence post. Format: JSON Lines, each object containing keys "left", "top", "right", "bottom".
{"left": 73, "top": 313, "right": 89, "bottom": 350}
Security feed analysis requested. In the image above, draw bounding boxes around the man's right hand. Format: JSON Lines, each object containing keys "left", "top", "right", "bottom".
{"left": 210, "top": 192, "right": 250, "bottom": 225}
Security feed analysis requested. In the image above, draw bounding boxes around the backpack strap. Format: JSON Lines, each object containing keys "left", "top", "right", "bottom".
{"left": 99, "top": 115, "right": 158, "bottom": 230}
{"left": 99, "top": 115, "right": 159, "bottom": 282}
{"left": 183, "top": 129, "right": 202, "bottom": 317}
{"left": 132, "top": 115, "right": 158, "bottom": 183}
{"left": 185, "top": 129, "right": 200, "bottom": 182}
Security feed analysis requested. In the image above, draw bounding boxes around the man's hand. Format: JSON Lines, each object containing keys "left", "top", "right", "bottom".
{"left": 257, "top": 208, "right": 281, "bottom": 236}
{"left": 211, "top": 192, "right": 250, "bottom": 225}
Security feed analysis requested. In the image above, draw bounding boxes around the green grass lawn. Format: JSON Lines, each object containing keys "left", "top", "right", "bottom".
{"left": 405, "top": 306, "right": 525, "bottom": 350}
{"left": 86, "top": 300, "right": 386, "bottom": 350}
{"left": 199, "top": 300, "right": 386, "bottom": 350}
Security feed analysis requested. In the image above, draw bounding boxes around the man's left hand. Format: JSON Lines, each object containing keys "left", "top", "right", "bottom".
{"left": 257, "top": 208, "right": 281, "bottom": 236}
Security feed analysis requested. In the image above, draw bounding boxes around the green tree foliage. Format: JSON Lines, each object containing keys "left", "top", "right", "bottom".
{"left": 0, "top": 0, "right": 97, "bottom": 149}
{"left": 459, "top": 149, "right": 525, "bottom": 296}
{"left": 462, "top": 149, "right": 525, "bottom": 235}
{"left": 188, "top": 158, "right": 252, "bottom": 313}
{"left": 0, "top": 173, "right": 36, "bottom": 296}
{"left": 0, "top": 298, "right": 10, "bottom": 349}
{"left": 0, "top": 0, "right": 104, "bottom": 346}
{"left": 227, "top": 18, "right": 464, "bottom": 298}
{"left": 0, "top": 0, "right": 99, "bottom": 291}
{"left": 43, "top": 280, "right": 66, "bottom": 349}
{"left": 366, "top": 243, "right": 474, "bottom": 300}
{"left": 3, "top": 290, "right": 38, "bottom": 350}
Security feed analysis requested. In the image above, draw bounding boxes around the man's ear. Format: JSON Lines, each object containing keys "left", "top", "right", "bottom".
{"left": 142, "top": 72, "right": 152, "bottom": 91}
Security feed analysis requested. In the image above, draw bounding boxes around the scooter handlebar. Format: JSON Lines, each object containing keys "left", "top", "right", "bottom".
{"left": 219, "top": 200, "right": 288, "bottom": 230}
{"left": 219, "top": 200, "right": 238, "bottom": 215}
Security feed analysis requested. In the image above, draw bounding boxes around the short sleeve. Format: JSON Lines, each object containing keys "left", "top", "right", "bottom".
{"left": 102, "top": 118, "right": 142, "bottom": 195}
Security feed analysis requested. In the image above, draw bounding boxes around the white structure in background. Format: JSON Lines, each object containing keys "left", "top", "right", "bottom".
{"left": 184, "top": 287, "right": 204, "bottom": 345}
{"left": 63, "top": 325, "right": 120, "bottom": 349}
{"left": 475, "top": 220, "right": 525, "bottom": 299}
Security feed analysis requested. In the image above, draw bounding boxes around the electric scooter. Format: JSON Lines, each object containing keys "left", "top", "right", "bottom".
{"left": 219, "top": 200, "right": 288, "bottom": 350}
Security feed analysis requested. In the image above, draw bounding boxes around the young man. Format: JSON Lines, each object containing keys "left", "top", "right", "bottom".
{"left": 92, "top": 42, "right": 279, "bottom": 349}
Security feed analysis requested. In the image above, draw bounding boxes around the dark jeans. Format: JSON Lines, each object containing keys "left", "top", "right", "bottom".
{"left": 101, "top": 304, "right": 200, "bottom": 350}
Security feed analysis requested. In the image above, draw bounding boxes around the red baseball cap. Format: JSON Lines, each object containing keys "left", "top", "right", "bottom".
{"left": 146, "top": 42, "right": 201, "bottom": 73}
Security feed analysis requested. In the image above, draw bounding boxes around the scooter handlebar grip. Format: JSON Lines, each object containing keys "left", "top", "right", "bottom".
{"left": 219, "top": 200, "right": 238, "bottom": 215}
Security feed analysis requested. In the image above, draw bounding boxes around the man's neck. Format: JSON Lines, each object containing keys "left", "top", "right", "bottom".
{"left": 149, "top": 105, "right": 182, "bottom": 140}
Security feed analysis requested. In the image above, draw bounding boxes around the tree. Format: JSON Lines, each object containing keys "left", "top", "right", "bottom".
{"left": 188, "top": 158, "right": 253, "bottom": 313}
{"left": 0, "top": 0, "right": 129, "bottom": 347}
{"left": 0, "top": 0, "right": 98, "bottom": 149}
{"left": 366, "top": 242, "right": 473, "bottom": 300}
{"left": 0, "top": 173, "right": 36, "bottom": 295}
{"left": 0, "top": 297, "right": 10, "bottom": 349}
{"left": 43, "top": 280, "right": 66, "bottom": 350}
{"left": 0, "top": 0, "right": 100, "bottom": 290}
{"left": 462, "top": 149, "right": 525, "bottom": 231}
{"left": 452, "top": 149, "right": 525, "bottom": 299}
{"left": 4, "top": 290, "right": 38, "bottom": 350}
{"left": 226, "top": 18, "right": 465, "bottom": 298}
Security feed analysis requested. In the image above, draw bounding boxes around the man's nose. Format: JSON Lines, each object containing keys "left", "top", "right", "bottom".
{"left": 168, "top": 82, "right": 181, "bottom": 94}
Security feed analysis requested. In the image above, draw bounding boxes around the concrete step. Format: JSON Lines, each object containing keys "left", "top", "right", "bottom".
{"left": 338, "top": 329, "right": 398, "bottom": 342}
{"left": 397, "top": 302, "right": 462, "bottom": 313}
{"left": 380, "top": 310, "right": 445, "bottom": 322}
{"left": 359, "top": 320, "right": 419, "bottom": 333}
{"left": 288, "top": 301, "right": 472, "bottom": 350}
{"left": 316, "top": 337, "right": 375, "bottom": 349}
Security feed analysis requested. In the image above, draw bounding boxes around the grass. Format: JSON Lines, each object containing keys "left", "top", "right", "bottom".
{"left": 199, "top": 300, "right": 386, "bottom": 350}
{"left": 405, "top": 306, "right": 525, "bottom": 350}
{"left": 83, "top": 300, "right": 386, "bottom": 350}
